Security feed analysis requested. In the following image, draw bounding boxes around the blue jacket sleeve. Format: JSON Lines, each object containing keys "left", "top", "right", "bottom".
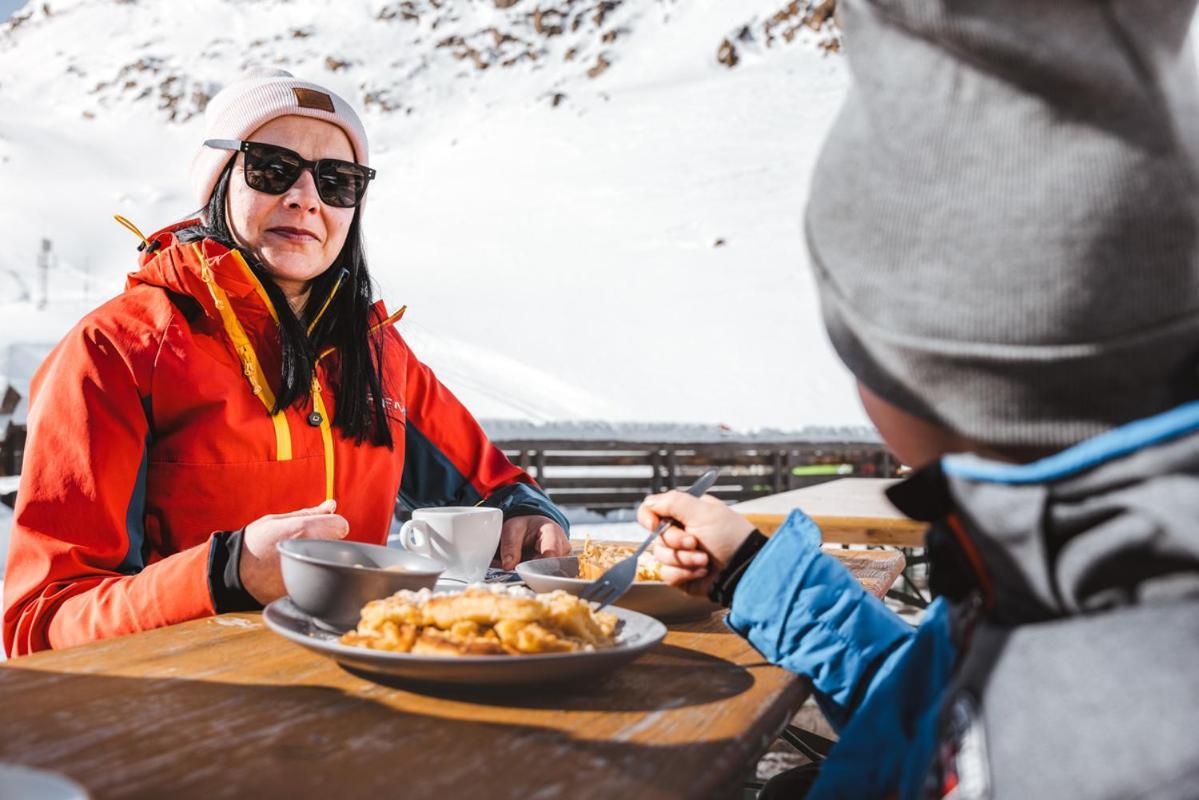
{"left": 810, "top": 600, "right": 956, "bottom": 800}
{"left": 726, "top": 509, "right": 915, "bottom": 730}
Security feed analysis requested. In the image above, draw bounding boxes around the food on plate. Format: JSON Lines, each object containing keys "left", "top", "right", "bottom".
{"left": 340, "top": 585, "right": 618, "bottom": 656}
{"left": 576, "top": 537, "right": 663, "bottom": 582}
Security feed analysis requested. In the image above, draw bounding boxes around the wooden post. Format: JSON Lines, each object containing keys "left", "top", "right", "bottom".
{"left": 8, "top": 425, "right": 26, "bottom": 477}
{"left": 0, "top": 423, "right": 11, "bottom": 476}
{"left": 37, "top": 238, "right": 51, "bottom": 311}
{"left": 666, "top": 448, "right": 677, "bottom": 490}
{"left": 534, "top": 450, "right": 546, "bottom": 484}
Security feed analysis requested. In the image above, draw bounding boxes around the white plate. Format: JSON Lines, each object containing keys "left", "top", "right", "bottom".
{"left": 434, "top": 577, "right": 471, "bottom": 592}
{"left": 0, "top": 764, "right": 88, "bottom": 800}
{"left": 516, "top": 556, "right": 721, "bottom": 622}
{"left": 264, "top": 596, "right": 666, "bottom": 687}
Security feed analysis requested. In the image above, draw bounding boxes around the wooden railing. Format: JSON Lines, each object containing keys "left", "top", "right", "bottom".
{"left": 495, "top": 438, "right": 897, "bottom": 512}
{"left": 1, "top": 421, "right": 25, "bottom": 508}
{"left": 1, "top": 420, "right": 895, "bottom": 515}
{"left": 1, "top": 421, "right": 25, "bottom": 479}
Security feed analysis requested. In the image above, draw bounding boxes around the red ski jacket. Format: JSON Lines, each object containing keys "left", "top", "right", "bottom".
{"left": 3, "top": 225, "right": 564, "bottom": 656}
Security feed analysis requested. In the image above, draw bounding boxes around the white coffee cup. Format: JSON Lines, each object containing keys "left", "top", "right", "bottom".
{"left": 396, "top": 507, "right": 502, "bottom": 583}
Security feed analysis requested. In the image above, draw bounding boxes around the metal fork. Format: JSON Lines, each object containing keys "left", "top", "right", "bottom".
{"left": 579, "top": 468, "right": 720, "bottom": 610}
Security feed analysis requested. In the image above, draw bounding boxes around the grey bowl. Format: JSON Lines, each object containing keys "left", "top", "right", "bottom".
{"left": 263, "top": 596, "right": 667, "bottom": 687}
{"left": 516, "top": 556, "right": 721, "bottom": 622}
{"left": 277, "top": 539, "right": 444, "bottom": 632}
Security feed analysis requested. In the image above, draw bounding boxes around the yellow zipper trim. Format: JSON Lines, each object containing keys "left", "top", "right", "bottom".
{"left": 191, "top": 243, "right": 293, "bottom": 462}
{"left": 307, "top": 269, "right": 347, "bottom": 336}
{"left": 307, "top": 276, "right": 346, "bottom": 501}
{"left": 317, "top": 304, "right": 408, "bottom": 361}
{"left": 305, "top": 271, "right": 353, "bottom": 502}
{"left": 230, "top": 249, "right": 280, "bottom": 326}
{"left": 372, "top": 304, "right": 408, "bottom": 335}
{"left": 311, "top": 375, "right": 335, "bottom": 501}
{"left": 208, "top": 246, "right": 405, "bottom": 497}
{"left": 308, "top": 304, "right": 407, "bottom": 500}
{"left": 225, "top": 248, "right": 348, "bottom": 493}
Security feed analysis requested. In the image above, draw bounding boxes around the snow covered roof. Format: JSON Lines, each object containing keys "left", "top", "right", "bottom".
{"left": 481, "top": 418, "right": 881, "bottom": 445}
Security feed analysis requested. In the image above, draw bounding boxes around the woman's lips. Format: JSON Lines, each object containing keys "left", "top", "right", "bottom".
{"left": 266, "top": 227, "right": 320, "bottom": 243}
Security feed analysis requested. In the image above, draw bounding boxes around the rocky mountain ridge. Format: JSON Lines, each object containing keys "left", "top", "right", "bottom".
{"left": 1, "top": 0, "right": 838, "bottom": 123}
{"left": 0, "top": 0, "right": 865, "bottom": 432}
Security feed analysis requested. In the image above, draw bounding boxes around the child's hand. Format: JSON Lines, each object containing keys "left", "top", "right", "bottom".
{"left": 638, "top": 490, "right": 756, "bottom": 596}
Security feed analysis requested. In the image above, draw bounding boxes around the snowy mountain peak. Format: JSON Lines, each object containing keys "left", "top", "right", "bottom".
{"left": 2, "top": 0, "right": 836, "bottom": 124}
{"left": 0, "top": 0, "right": 866, "bottom": 431}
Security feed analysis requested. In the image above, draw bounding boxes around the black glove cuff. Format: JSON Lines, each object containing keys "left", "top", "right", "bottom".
{"left": 207, "top": 528, "right": 263, "bottom": 613}
{"left": 708, "top": 529, "right": 769, "bottom": 608}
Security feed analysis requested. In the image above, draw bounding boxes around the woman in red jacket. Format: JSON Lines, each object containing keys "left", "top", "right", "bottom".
{"left": 2, "top": 70, "right": 571, "bottom": 656}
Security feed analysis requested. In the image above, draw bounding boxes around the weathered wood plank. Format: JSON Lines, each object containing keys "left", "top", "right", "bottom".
{"left": 0, "top": 550, "right": 902, "bottom": 800}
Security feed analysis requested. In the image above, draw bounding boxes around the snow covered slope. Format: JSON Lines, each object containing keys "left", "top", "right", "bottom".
{"left": 0, "top": 0, "right": 865, "bottom": 430}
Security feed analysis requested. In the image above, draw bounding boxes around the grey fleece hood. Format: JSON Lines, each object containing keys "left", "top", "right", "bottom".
{"left": 887, "top": 402, "right": 1199, "bottom": 799}
{"left": 890, "top": 399, "right": 1199, "bottom": 622}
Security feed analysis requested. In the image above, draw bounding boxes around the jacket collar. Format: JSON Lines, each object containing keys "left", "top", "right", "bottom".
{"left": 125, "top": 222, "right": 277, "bottom": 326}
{"left": 124, "top": 220, "right": 400, "bottom": 346}
{"left": 889, "top": 401, "right": 1199, "bottom": 622}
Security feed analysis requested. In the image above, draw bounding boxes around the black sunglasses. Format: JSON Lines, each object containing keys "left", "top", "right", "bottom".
{"left": 205, "top": 139, "right": 376, "bottom": 208}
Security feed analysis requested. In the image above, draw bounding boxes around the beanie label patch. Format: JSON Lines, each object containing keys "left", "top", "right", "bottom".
{"left": 292, "top": 88, "right": 335, "bottom": 113}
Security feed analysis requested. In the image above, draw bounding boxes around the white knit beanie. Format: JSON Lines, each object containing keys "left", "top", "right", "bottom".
{"left": 189, "top": 68, "right": 370, "bottom": 207}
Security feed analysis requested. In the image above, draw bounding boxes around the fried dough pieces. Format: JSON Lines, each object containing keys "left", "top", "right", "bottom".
{"left": 340, "top": 586, "right": 619, "bottom": 656}
{"left": 577, "top": 538, "right": 663, "bottom": 582}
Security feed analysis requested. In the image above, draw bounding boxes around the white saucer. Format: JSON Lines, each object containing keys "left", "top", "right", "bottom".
{"left": 0, "top": 764, "right": 88, "bottom": 800}
{"left": 434, "top": 577, "right": 470, "bottom": 592}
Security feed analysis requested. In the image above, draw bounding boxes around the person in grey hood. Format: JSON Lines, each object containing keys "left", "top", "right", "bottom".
{"left": 635, "top": 1, "right": 1199, "bottom": 797}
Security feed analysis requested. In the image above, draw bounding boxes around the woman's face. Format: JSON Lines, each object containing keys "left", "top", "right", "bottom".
{"left": 225, "top": 115, "right": 358, "bottom": 302}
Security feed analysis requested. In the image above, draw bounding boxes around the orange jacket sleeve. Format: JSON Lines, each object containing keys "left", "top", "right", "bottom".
{"left": 2, "top": 311, "right": 216, "bottom": 657}
{"left": 393, "top": 330, "right": 568, "bottom": 530}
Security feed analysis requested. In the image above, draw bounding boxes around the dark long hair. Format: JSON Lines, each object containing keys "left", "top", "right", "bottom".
{"left": 177, "top": 160, "right": 393, "bottom": 448}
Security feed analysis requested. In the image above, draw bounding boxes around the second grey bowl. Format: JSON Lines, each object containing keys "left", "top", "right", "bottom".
{"left": 516, "top": 556, "right": 720, "bottom": 622}
{"left": 278, "top": 539, "right": 444, "bottom": 632}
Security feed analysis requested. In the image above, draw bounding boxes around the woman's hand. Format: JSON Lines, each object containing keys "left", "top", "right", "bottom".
{"left": 496, "top": 515, "right": 571, "bottom": 570}
{"left": 240, "top": 499, "right": 350, "bottom": 605}
{"left": 639, "top": 491, "right": 756, "bottom": 596}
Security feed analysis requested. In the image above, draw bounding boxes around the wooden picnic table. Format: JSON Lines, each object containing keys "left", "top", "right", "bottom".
{"left": 735, "top": 477, "right": 928, "bottom": 548}
{"left": 0, "top": 548, "right": 904, "bottom": 800}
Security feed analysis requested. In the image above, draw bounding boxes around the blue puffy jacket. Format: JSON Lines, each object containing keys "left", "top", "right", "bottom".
{"left": 728, "top": 511, "right": 955, "bottom": 799}
{"left": 728, "top": 400, "right": 1199, "bottom": 799}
